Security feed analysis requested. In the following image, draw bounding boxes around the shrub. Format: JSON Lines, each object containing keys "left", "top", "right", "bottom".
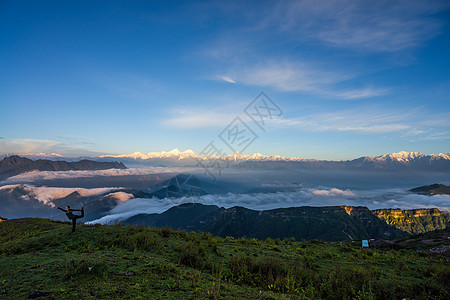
{"left": 179, "top": 243, "right": 205, "bottom": 268}
{"left": 159, "top": 226, "right": 172, "bottom": 238}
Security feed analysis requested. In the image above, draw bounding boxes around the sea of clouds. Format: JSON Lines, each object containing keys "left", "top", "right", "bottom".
{"left": 0, "top": 184, "right": 122, "bottom": 205}
{"left": 88, "top": 187, "right": 450, "bottom": 224}
{"left": 0, "top": 167, "right": 185, "bottom": 183}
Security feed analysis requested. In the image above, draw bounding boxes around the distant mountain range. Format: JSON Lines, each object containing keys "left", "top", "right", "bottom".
{"left": 98, "top": 150, "right": 450, "bottom": 171}
{"left": 100, "top": 149, "right": 450, "bottom": 162}
{"left": 124, "top": 203, "right": 449, "bottom": 241}
{"left": 0, "top": 155, "right": 127, "bottom": 179}
{"left": 3, "top": 150, "right": 450, "bottom": 171}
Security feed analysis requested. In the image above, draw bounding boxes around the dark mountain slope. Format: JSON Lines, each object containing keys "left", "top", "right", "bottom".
{"left": 0, "top": 155, "right": 126, "bottom": 179}
{"left": 125, "top": 203, "right": 224, "bottom": 230}
{"left": 148, "top": 174, "right": 208, "bottom": 199}
{"left": 410, "top": 183, "right": 450, "bottom": 196}
{"left": 201, "top": 206, "right": 407, "bottom": 241}
{"left": 124, "top": 204, "right": 409, "bottom": 241}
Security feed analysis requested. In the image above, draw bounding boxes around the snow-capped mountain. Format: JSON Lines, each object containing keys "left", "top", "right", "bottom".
{"left": 342, "top": 151, "right": 450, "bottom": 171}
{"left": 100, "top": 149, "right": 449, "bottom": 164}
{"left": 99, "top": 148, "right": 306, "bottom": 163}
{"left": 360, "top": 151, "right": 450, "bottom": 164}
{"left": 99, "top": 149, "right": 197, "bottom": 160}
{"left": 367, "top": 151, "right": 450, "bottom": 163}
{"left": 9, "top": 150, "right": 450, "bottom": 170}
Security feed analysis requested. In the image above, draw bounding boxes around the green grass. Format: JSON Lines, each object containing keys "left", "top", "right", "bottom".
{"left": 0, "top": 218, "right": 448, "bottom": 299}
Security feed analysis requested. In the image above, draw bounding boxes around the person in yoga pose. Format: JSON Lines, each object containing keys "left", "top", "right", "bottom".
{"left": 56, "top": 205, "right": 84, "bottom": 232}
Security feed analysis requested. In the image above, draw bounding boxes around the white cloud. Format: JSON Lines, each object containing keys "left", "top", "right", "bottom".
{"left": 0, "top": 185, "right": 122, "bottom": 205}
{"left": 216, "top": 75, "right": 236, "bottom": 83}
{"left": 0, "top": 139, "right": 100, "bottom": 157}
{"left": 105, "top": 192, "right": 134, "bottom": 202}
{"left": 312, "top": 188, "right": 356, "bottom": 197}
{"left": 0, "top": 185, "right": 22, "bottom": 190}
{"left": 1, "top": 168, "right": 177, "bottom": 184}
{"left": 272, "top": 107, "right": 450, "bottom": 139}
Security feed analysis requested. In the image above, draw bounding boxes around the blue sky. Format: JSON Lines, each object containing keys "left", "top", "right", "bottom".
{"left": 1, "top": 0, "right": 450, "bottom": 160}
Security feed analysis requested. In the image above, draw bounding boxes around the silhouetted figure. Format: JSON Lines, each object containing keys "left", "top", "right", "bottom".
{"left": 56, "top": 205, "right": 84, "bottom": 232}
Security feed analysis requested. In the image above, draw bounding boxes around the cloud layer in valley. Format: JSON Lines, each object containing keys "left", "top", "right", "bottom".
{"left": 0, "top": 185, "right": 121, "bottom": 205}
{"left": 1, "top": 168, "right": 180, "bottom": 184}
{"left": 88, "top": 187, "right": 450, "bottom": 224}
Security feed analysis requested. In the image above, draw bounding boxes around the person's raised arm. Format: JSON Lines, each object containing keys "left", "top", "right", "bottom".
{"left": 56, "top": 206, "right": 65, "bottom": 212}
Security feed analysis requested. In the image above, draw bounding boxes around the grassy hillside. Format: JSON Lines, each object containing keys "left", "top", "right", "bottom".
{"left": 0, "top": 218, "right": 449, "bottom": 299}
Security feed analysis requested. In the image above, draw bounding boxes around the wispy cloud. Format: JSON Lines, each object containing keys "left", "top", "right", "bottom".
{"left": 332, "top": 87, "right": 390, "bottom": 100}
{"left": 0, "top": 139, "right": 99, "bottom": 157}
{"left": 229, "top": 61, "right": 345, "bottom": 92}
{"left": 56, "top": 136, "right": 96, "bottom": 145}
{"left": 225, "top": 60, "right": 389, "bottom": 99}
{"left": 162, "top": 100, "right": 250, "bottom": 129}
{"left": 162, "top": 104, "right": 450, "bottom": 139}
{"left": 273, "top": 107, "right": 450, "bottom": 139}
{"left": 199, "top": 1, "right": 448, "bottom": 98}
{"left": 162, "top": 110, "right": 233, "bottom": 129}
{"left": 271, "top": 0, "right": 448, "bottom": 52}
{"left": 87, "top": 71, "right": 163, "bottom": 101}
{"left": 216, "top": 75, "right": 236, "bottom": 83}
{"left": 405, "top": 131, "right": 450, "bottom": 142}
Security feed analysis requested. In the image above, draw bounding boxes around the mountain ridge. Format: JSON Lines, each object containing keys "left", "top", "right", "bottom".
{"left": 95, "top": 150, "right": 450, "bottom": 171}
{"left": 100, "top": 149, "right": 450, "bottom": 162}
{"left": 18, "top": 149, "right": 450, "bottom": 164}
{"left": 0, "top": 155, "right": 127, "bottom": 179}
{"left": 123, "top": 203, "right": 449, "bottom": 241}
{"left": 410, "top": 183, "right": 450, "bottom": 196}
